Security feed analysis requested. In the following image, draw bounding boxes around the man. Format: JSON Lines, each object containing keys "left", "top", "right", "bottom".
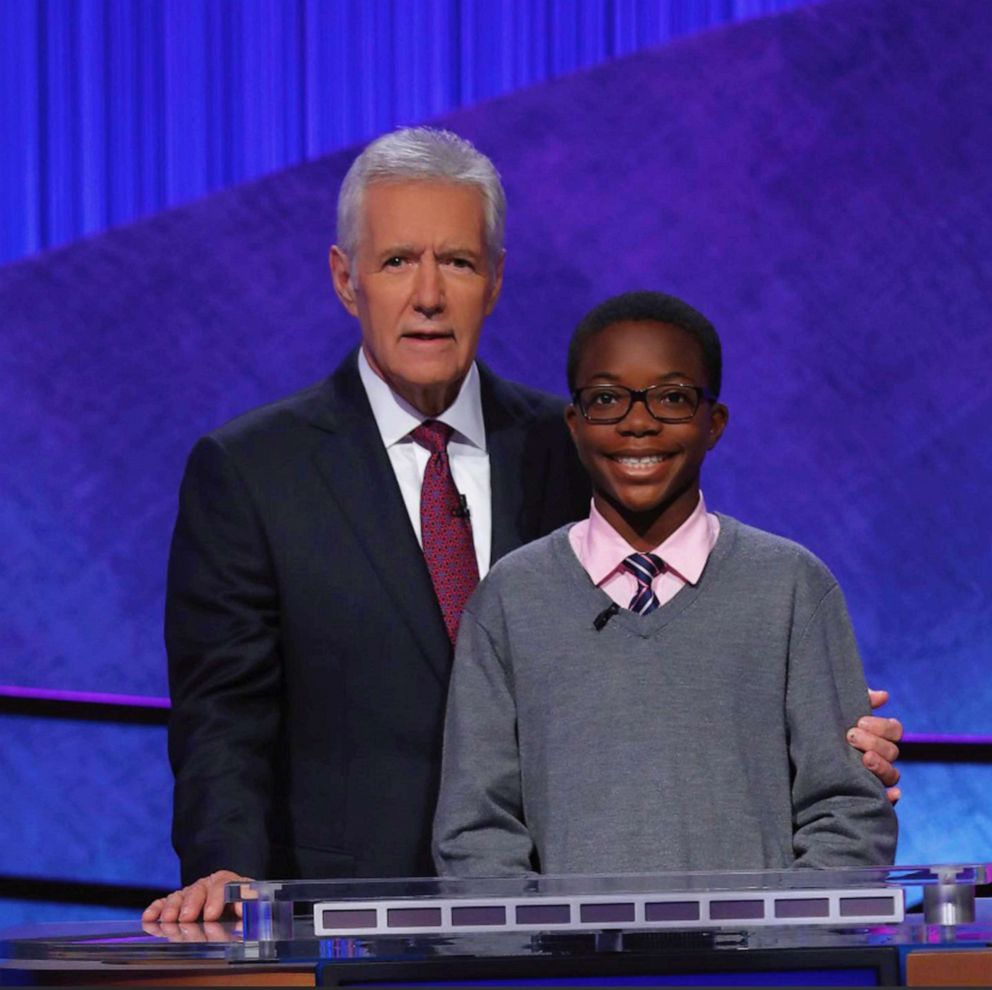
{"left": 144, "top": 128, "right": 901, "bottom": 923}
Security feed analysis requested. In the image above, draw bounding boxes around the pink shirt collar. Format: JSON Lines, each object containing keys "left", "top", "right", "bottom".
{"left": 569, "top": 493, "right": 719, "bottom": 589}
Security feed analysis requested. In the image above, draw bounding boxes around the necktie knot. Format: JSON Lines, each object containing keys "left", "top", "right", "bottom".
{"left": 411, "top": 419, "right": 454, "bottom": 455}
{"left": 622, "top": 552, "right": 666, "bottom": 615}
{"left": 622, "top": 552, "right": 666, "bottom": 582}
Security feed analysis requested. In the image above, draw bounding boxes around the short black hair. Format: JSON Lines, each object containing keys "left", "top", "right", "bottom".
{"left": 566, "top": 291, "right": 722, "bottom": 396}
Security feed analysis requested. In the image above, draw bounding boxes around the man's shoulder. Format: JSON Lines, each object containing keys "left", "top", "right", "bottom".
{"left": 176, "top": 378, "right": 336, "bottom": 488}
{"left": 202, "top": 351, "right": 360, "bottom": 452}
{"left": 209, "top": 379, "right": 328, "bottom": 445}
{"left": 478, "top": 365, "right": 568, "bottom": 424}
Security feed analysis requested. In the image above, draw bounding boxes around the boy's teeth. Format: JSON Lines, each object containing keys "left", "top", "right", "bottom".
{"left": 616, "top": 454, "right": 667, "bottom": 465}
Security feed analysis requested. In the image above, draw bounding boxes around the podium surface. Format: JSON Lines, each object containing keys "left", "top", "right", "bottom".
{"left": 2, "top": 865, "right": 990, "bottom": 986}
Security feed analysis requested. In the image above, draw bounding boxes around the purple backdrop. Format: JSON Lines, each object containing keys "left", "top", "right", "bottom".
{"left": 1, "top": 0, "right": 990, "bottom": 902}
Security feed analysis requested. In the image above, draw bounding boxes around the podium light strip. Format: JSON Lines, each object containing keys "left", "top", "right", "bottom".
{"left": 312, "top": 887, "right": 905, "bottom": 937}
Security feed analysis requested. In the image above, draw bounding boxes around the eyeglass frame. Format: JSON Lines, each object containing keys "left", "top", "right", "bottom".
{"left": 570, "top": 382, "right": 717, "bottom": 424}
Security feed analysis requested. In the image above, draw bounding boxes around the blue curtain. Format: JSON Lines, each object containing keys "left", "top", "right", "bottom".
{"left": 1, "top": 0, "right": 810, "bottom": 266}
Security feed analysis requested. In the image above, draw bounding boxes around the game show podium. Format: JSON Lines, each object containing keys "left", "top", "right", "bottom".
{"left": 2, "top": 864, "right": 990, "bottom": 986}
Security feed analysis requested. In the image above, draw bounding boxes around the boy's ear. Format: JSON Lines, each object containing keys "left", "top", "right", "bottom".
{"left": 564, "top": 403, "right": 580, "bottom": 444}
{"left": 707, "top": 403, "right": 729, "bottom": 450}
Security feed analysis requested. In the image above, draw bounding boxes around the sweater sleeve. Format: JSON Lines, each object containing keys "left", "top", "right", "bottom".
{"left": 432, "top": 602, "right": 536, "bottom": 877}
{"left": 786, "top": 583, "right": 898, "bottom": 867}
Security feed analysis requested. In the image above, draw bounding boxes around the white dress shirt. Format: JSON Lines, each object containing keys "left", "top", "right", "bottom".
{"left": 358, "top": 347, "right": 492, "bottom": 577}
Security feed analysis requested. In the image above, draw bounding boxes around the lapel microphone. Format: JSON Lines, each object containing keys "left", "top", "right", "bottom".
{"left": 593, "top": 602, "right": 620, "bottom": 631}
{"left": 452, "top": 494, "right": 471, "bottom": 519}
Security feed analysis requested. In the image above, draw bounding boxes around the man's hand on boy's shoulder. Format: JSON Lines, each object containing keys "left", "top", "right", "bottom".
{"left": 847, "top": 688, "right": 903, "bottom": 804}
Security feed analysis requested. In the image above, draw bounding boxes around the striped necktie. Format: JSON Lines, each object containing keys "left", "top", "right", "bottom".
{"left": 622, "top": 552, "right": 666, "bottom": 615}
{"left": 410, "top": 420, "right": 480, "bottom": 644}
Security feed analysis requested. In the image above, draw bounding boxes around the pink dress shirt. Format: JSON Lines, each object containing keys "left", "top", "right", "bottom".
{"left": 568, "top": 494, "right": 720, "bottom": 609}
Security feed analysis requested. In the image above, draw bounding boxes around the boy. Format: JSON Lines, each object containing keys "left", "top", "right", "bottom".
{"left": 432, "top": 291, "right": 897, "bottom": 876}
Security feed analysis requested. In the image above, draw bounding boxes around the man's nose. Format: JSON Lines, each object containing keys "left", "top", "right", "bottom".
{"left": 413, "top": 258, "right": 444, "bottom": 317}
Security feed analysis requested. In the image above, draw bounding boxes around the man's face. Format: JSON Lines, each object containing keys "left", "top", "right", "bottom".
{"left": 565, "top": 319, "right": 728, "bottom": 550}
{"left": 330, "top": 181, "right": 504, "bottom": 416}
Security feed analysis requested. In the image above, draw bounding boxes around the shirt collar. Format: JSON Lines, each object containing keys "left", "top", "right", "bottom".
{"left": 357, "top": 347, "right": 487, "bottom": 451}
{"left": 579, "top": 492, "right": 717, "bottom": 586}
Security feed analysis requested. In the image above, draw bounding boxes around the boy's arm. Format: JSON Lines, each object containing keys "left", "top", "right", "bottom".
{"left": 433, "top": 608, "right": 535, "bottom": 877}
{"left": 787, "top": 584, "right": 898, "bottom": 867}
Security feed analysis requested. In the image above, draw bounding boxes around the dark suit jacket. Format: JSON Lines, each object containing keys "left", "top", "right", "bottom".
{"left": 167, "top": 350, "right": 589, "bottom": 883}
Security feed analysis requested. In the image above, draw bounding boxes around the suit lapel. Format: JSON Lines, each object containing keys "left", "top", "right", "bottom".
{"left": 481, "top": 366, "right": 540, "bottom": 564}
{"left": 305, "top": 352, "right": 452, "bottom": 685}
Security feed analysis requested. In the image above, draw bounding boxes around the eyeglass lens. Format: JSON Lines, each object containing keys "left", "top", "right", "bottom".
{"left": 579, "top": 384, "right": 700, "bottom": 422}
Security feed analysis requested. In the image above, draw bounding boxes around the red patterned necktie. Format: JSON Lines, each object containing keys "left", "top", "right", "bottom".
{"left": 410, "top": 420, "right": 480, "bottom": 644}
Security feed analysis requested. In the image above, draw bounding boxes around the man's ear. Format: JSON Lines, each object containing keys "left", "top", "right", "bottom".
{"left": 484, "top": 250, "right": 506, "bottom": 316}
{"left": 707, "top": 403, "right": 729, "bottom": 450}
{"left": 330, "top": 245, "right": 359, "bottom": 316}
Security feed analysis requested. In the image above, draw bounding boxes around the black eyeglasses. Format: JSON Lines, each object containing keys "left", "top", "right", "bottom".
{"left": 572, "top": 383, "right": 716, "bottom": 424}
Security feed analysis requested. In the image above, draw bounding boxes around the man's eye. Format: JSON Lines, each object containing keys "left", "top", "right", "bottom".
{"left": 383, "top": 256, "right": 407, "bottom": 268}
{"left": 447, "top": 257, "right": 475, "bottom": 270}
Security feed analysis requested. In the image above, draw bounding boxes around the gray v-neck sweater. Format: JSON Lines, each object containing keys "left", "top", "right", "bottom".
{"left": 433, "top": 516, "right": 897, "bottom": 876}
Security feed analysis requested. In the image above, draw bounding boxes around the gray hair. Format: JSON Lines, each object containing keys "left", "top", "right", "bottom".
{"left": 336, "top": 127, "right": 506, "bottom": 266}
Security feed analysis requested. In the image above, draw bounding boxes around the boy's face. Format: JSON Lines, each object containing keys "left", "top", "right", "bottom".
{"left": 565, "top": 319, "right": 728, "bottom": 550}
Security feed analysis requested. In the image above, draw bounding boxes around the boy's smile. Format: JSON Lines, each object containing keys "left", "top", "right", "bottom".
{"left": 565, "top": 319, "right": 728, "bottom": 551}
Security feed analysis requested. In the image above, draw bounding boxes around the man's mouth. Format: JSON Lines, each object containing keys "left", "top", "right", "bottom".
{"left": 403, "top": 330, "right": 454, "bottom": 341}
